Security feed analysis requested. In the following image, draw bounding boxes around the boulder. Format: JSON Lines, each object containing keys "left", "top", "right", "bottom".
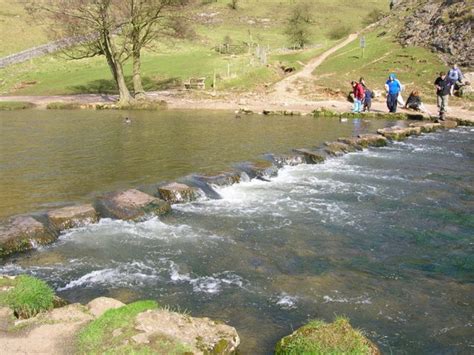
{"left": 0, "top": 216, "right": 57, "bottom": 257}
{"left": 134, "top": 309, "right": 240, "bottom": 354}
{"left": 158, "top": 183, "right": 198, "bottom": 204}
{"left": 47, "top": 204, "right": 98, "bottom": 232}
{"left": 439, "top": 120, "right": 458, "bottom": 129}
{"left": 454, "top": 117, "right": 474, "bottom": 126}
{"left": 268, "top": 154, "right": 305, "bottom": 167}
{"left": 324, "top": 141, "right": 357, "bottom": 156}
{"left": 96, "top": 189, "right": 170, "bottom": 221}
{"left": 196, "top": 172, "right": 241, "bottom": 187}
{"left": 87, "top": 297, "right": 125, "bottom": 318}
{"left": 377, "top": 127, "right": 410, "bottom": 141}
{"left": 357, "top": 134, "right": 388, "bottom": 147}
{"left": 275, "top": 317, "right": 380, "bottom": 355}
{"left": 409, "top": 122, "right": 441, "bottom": 133}
{"left": 293, "top": 149, "right": 326, "bottom": 164}
{"left": 337, "top": 137, "right": 364, "bottom": 150}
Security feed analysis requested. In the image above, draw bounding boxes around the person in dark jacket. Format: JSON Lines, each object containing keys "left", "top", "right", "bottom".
{"left": 434, "top": 72, "right": 451, "bottom": 119}
{"left": 405, "top": 90, "right": 430, "bottom": 114}
{"left": 359, "top": 77, "right": 373, "bottom": 112}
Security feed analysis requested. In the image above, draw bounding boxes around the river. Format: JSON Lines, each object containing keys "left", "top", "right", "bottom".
{"left": 1, "top": 110, "right": 473, "bottom": 353}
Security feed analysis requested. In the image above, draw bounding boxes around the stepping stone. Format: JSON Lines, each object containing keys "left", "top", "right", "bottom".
{"left": 158, "top": 183, "right": 198, "bottom": 204}
{"left": 47, "top": 204, "right": 98, "bottom": 232}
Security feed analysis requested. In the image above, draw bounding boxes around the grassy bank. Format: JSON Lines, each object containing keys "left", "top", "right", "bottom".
{"left": 0, "top": 101, "right": 35, "bottom": 110}
{"left": 0, "top": 0, "right": 387, "bottom": 96}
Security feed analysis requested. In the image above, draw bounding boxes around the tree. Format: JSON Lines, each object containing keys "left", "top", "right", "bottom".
{"left": 122, "top": 0, "right": 192, "bottom": 99}
{"left": 26, "top": 0, "right": 134, "bottom": 105}
{"left": 285, "top": 2, "right": 313, "bottom": 49}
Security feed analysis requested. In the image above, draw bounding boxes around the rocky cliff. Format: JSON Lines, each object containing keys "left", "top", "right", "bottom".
{"left": 397, "top": 0, "right": 473, "bottom": 68}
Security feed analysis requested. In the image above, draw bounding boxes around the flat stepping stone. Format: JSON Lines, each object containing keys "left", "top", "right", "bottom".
{"left": 0, "top": 216, "right": 57, "bottom": 257}
{"left": 293, "top": 149, "right": 326, "bottom": 164}
{"left": 96, "top": 189, "right": 170, "bottom": 221}
{"left": 158, "top": 183, "right": 198, "bottom": 204}
{"left": 47, "top": 204, "right": 98, "bottom": 232}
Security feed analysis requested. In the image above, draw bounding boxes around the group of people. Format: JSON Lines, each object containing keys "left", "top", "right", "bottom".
{"left": 350, "top": 64, "right": 465, "bottom": 119}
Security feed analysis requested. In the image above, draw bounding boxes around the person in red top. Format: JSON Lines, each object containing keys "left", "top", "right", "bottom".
{"left": 351, "top": 81, "right": 365, "bottom": 113}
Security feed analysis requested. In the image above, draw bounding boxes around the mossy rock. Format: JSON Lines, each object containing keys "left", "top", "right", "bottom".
{"left": 275, "top": 317, "right": 380, "bottom": 355}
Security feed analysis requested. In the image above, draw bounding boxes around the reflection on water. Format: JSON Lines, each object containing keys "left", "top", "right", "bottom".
{"left": 0, "top": 110, "right": 384, "bottom": 218}
{"left": 1, "top": 114, "right": 473, "bottom": 353}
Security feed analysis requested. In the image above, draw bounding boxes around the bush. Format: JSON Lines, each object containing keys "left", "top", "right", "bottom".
{"left": 285, "top": 2, "right": 314, "bottom": 49}
{"left": 327, "top": 25, "right": 352, "bottom": 40}
{"left": 0, "top": 275, "right": 55, "bottom": 318}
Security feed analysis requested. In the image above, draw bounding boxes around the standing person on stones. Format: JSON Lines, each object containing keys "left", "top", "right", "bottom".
{"left": 360, "top": 77, "right": 373, "bottom": 112}
{"left": 384, "top": 74, "right": 401, "bottom": 113}
{"left": 351, "top": 81, "right": 365, "bottom": 113}
{"left": 447, "top": 64, "right": 464, "bottom": 96}
{"left": 434, "top": 72, "right": 451, "bottom": 119}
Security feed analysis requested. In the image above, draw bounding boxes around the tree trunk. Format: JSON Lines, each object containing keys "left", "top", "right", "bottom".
{"left": 103, "top": 34, "right": 133, "bottom": 106}
{"left": 132, "top": 48, "right": 146, "bottom": 100}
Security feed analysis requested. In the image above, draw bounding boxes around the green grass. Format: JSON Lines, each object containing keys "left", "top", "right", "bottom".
{"left": 275, "top": 316, "right": 378, "bottom": 355}
{"left": 0, "top": 0, "right": 387, "bottom": 96}
{"left": 76, "top": 300, "right": 191, "bottom": 355}
{"left": 0, "top": 275, "right": 55, "bottom": 319}
{"left": 0, "top": 101, "right": 35, "bottom": 110}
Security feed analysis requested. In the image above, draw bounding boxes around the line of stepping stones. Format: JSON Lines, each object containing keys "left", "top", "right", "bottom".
{"left": 0, "top": 117, "right": 470, "bottom": 257}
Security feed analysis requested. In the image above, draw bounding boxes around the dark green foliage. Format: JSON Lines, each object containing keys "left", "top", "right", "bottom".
{"left": 285, "top": 2, "right": 314, "bottom": 49}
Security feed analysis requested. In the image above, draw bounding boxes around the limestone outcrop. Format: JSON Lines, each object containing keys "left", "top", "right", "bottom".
{"left": 96, "top": 189, "right": 170, "bottom": 220}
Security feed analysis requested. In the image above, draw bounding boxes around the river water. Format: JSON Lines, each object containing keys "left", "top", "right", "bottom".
{"left": 1, "top": 111, "right": 473, "bottom": 353}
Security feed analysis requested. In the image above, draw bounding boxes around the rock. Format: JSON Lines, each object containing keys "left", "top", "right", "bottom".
{"left": 47, "top": 204, "right": 98, "bottom": 232}
{"left": 293, "top": 149, "right": 326, "bottom": 164}
{"left": 439, "top": 120, "right": 458, "bottom": 129}
{"left": 454, "top": 117, "right": 474, "bottom": 126}
{"left": 134, "top": 309, "right": 240, "bottom": 354}
{"left": 324, "top": 142, "right": 356, "bottom": 156}
{"left": 268, "top": 154, "right": 305, "bottom": 167}
{"left": 247, "top": 161, "right": 278, "bottom": 178}
{"left": 196, "top": 172, "right": 241, "bottom": 187}
{"left": 158, "top": 183, "right": 198, "bottom": 204}
{"left": 0, "top": 216, "right": 57, "bottom": 257}
{"left": 409, "top": 122, "right": 441, "bottom": 133}
{"left": 377, "top": 127, "right": 409, "bottom": 141}
{"left": 87, "top": 297, "right": 125, "bottom": 318}
{"left": 357, "top": 134, "right": 388, "bottom": 147}
{"left": 275, "top": 317, "right": 379, "bottom": 355}
{"left": 96, "top": 189, "right": 170, "bottom": 221}
{"left": 337, "top": 137, "right": 365, "bottom": 150}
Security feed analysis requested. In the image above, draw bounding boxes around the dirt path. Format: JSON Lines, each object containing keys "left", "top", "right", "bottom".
{"left": 271, "top": 33, "right": 358, "bottom": 102}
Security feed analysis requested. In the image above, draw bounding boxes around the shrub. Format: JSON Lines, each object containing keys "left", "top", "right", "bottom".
{"left": 363, "top": 9, "right": 387, "bottom": 25}
{"left": 327, "top": 25, "right": 352, "bottom": 40}
{"left": 285, "top": 2, "right": 314, "bottom": 49}
{"left": 0, "top": 275, "right": 55, "bottom": 318}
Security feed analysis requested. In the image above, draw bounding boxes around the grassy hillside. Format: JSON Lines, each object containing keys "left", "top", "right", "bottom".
{"left": 0, "top": 0, "right": 387, "bottom": 96}
{"left": 0, "top": 1, "right": 50, "bottom": 57}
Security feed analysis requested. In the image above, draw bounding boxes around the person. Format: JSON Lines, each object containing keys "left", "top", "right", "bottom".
{"left": 351, "top": 80, "right": 365, "bottom": 113}
{"left": 434, "top": 72, "right": 451, "bottom": 119}
{"left": 405, "top": 90, "right": 430, "bottom": 114}
{"left": 359, "top": 77, "right": 373, "bottom": 112}
{"left": 392, "top": 74, "right": 405, "bottom": 107}
{"left": 447, "top": 64, "right": 464, "bottom": 95}
{"left": 385, "top": 74, "right": 401, "bottom": 113}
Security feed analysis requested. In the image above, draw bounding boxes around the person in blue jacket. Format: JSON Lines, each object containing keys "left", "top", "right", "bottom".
{"left": 384, "top": 74, "right": 401, "bottom": 113}
{"left": 447, "top": 64, "right": 464, "bottom": 95}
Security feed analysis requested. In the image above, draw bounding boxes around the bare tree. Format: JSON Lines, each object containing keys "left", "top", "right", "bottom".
{"left": 27, "top": 0, "right": 134, "bottom": 105}
{"left": 121, "top": 0, "right": 192, "bottom": 99}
